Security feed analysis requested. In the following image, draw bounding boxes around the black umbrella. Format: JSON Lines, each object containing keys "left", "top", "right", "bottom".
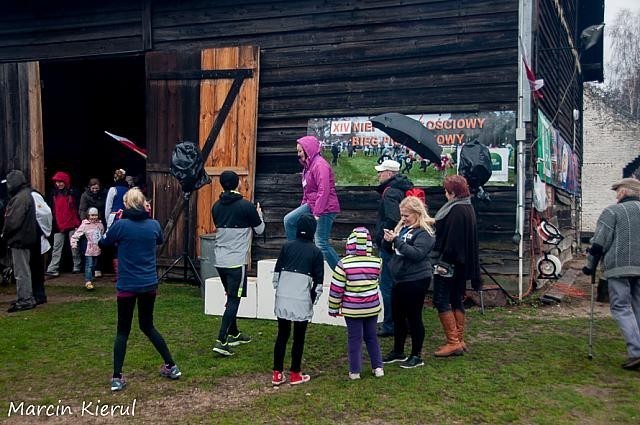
{"left": 371, "top": 113, "right": 442, "bottom": 165}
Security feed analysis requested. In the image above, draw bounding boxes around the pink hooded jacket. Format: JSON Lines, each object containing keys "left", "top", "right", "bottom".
{"left": 297, "top": 136, "right": 340, "bottom": 216}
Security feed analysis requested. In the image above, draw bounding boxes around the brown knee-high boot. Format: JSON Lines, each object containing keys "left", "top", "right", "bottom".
{"left": 453, "top": 310, "right": 468, "bottom": 352}
{"left": 434, "top": 311, "right": 464, "bottom": 357}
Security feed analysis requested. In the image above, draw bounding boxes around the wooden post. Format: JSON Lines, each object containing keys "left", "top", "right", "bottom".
{"left": 27, "top": 62, "right": 44, "bottom": 193}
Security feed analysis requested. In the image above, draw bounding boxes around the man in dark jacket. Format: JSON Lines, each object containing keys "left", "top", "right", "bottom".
{"left": 1, "top": 170, "right": 38, "bottom": 312}
{"left": 373, "top": 159, "right": 414, "bottom": 337}
{"left": 211, "top": 170, "right": 265, "bottom": 357}
{"left": 45, "top": 171, "right": 81, "bottom": 277}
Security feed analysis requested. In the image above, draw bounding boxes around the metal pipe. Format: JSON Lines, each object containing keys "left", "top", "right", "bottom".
{"left": 516, "top": 0, "right": 533, "bottom": 300}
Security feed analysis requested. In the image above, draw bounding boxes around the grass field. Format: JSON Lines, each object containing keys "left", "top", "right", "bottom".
{"left": 1, "top": 277, "right": 639, "bottom": 424}
{"left": 322, "top": 151, "right": 515, "bottom": 187}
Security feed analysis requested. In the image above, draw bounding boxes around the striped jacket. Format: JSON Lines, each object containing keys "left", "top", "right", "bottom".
{"left": 328, "top": 227, "right": 382, "bottom": 318}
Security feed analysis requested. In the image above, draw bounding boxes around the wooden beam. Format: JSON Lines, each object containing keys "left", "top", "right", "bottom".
{"left": 148, "top": 69, "right": 253, "bottom": 80}
{"left": 27, "top": 62, "right": 44, "bottom": 193}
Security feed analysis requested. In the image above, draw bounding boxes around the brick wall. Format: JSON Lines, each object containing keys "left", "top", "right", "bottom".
{"left": 582, "top": 88, "right": 640, "bottom": 233}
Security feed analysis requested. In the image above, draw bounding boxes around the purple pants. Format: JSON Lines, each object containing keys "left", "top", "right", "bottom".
{"left": 345, "top": 316, "right": 383, "bottom": 373}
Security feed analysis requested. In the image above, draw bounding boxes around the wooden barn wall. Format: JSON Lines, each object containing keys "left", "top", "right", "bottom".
{"left": 535, "top": 0, "right": 583, "bottom": 155}
{"left": 150, "top": 0, "right": 522, "bottom": 274}
{"left": 0, "top": 1, "right": 145, "bottom": 63}
{"left": 531, "top": 0, "right": 583, "bottom": 265}
{"left": 0, "top": 62, "right": 39, "bottom": 185}
{"left": 0, "top": 0, "right": 524, "bottom": 275}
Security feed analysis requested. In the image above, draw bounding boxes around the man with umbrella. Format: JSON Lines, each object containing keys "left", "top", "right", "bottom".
{"left": 373, "top": 159, "right": 415, "bottom": 337}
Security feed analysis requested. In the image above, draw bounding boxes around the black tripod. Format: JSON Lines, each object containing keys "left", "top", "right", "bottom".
{"left": 159, "top": 191, "right": 203, "bottom": 287}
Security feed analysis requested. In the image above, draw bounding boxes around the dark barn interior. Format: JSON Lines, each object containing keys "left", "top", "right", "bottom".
{"left": 39, "top": 55, "right": 146, "bottom": 191}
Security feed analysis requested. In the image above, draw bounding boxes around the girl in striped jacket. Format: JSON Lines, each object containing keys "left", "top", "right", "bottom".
{"left": 329, "top": 227, "right": 384, "bottom": 380}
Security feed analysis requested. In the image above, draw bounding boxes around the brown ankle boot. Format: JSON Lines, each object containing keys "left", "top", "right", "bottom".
{"left": 434, "top": 312, "right": 464, "bottom": 357}
{"left": 453, "top": 310, "right": 468, "bottom": 352}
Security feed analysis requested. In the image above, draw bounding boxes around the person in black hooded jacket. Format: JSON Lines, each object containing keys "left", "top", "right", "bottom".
{"left": 211, "top": 170, "right": 264, "bottom": 357}
{"left": 2, "top": 170, "right": 38, "bottom": 312}
{"left": 271, "top": 214, "right": 324, "bottom": 386}
{"left": 373, "top": 159, "right": 414, "bottom": 337}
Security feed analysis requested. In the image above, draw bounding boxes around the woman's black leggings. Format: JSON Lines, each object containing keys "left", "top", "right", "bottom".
{"left": 392, "top": 278, "right": 429, "bottom": 357}
{"left": 273, "top": 318, "right": 308, "bottom": 373}
{"left": 113, "top": 292, "right": 174, "bottom": 377}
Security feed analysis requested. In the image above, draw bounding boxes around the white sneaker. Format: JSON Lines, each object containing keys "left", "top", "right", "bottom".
{"left": 373, "top": 367, "right": 384, "bottom": 378}
{"left": 94, "top": 271, "right": 102, "bottom": 278}
{"left": 348, "top": 372, "right": 361, "bottom": 380}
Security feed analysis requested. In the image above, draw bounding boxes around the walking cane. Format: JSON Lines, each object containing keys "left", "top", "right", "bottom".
{"left": 588, "top": 271, "right": 596, "bottom": 360}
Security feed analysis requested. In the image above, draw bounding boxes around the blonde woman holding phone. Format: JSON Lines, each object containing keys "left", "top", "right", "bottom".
{"left": 380, "top": 196, "right": 435, "bottom": 369}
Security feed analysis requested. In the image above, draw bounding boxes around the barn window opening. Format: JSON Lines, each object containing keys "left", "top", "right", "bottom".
{"left": 40, "top": 55, "right": 146, "bottom": 191}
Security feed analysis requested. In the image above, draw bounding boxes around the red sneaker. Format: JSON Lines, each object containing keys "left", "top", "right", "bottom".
{"left": 289, "top": 371, "right": 310, "bottom": 385}
{"left": 271, "top": 370, "right": 286, "bottom": 386}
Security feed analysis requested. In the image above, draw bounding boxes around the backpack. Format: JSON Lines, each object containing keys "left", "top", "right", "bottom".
{"left": 384, "top": 186, "right": 426, "bottom": 205}
{"left": 458, "top": 140, "right": 492, "bottom": 189}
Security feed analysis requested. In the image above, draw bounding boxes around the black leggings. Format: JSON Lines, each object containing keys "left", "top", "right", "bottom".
{"left": 113, "top": 292, "right": 174, "bottom": 377}
{"left": 433, "top": 272, "right": 466, "bottom": 313}
{"left": 273, "top": 318, "right": 308, "bottom": 373}
{"left": 392, "top": 278, "right": 429, "bottom": 357}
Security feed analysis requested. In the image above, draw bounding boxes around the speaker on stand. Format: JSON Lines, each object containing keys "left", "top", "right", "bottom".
{"left": 160, "top": 141, "right": 211, "bottom": 286}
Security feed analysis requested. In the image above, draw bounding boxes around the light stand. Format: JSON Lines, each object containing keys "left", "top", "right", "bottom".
{"left": 159, "top": 191, "right": 203, "bottom": 287}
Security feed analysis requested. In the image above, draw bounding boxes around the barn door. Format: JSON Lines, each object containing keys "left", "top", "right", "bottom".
{"left": 145, "top": 46, "right": 259, "bottom": 262}
{"left": 0, "top": 61, "right": 44, "bottom": 192}
{"left": 197, "top": 46, "right": 260, "bottom": 238}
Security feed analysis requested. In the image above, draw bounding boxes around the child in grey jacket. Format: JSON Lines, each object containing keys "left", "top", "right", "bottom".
{"left": 271, "top": 214, "right": 324, "bottom": 386}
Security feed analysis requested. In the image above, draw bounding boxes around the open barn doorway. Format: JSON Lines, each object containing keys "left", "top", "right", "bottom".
{"left": 39, "top": 55, "right": 145, "bottom": 273}
{"left": 40, "top": 55, "right": 146, "bottom": 195}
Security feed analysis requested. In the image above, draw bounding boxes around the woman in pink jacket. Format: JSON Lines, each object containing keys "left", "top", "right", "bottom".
{"left": 284, "top": 135, "right": 341, "bottom": 268}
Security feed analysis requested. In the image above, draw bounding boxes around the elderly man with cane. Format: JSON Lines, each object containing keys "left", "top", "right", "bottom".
{"left": 583, "top": 177, "right": 640, "bottom": 370}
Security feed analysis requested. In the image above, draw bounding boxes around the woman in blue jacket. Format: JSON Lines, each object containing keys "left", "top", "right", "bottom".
{"left": 100, "top": 187, "right": 181, "bottom": 391}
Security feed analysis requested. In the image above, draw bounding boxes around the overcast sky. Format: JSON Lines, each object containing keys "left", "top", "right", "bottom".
{"left": 603, "top": 0, "right": 640, "bottom": 66}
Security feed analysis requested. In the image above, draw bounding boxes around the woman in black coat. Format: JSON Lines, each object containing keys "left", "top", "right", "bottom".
{"left": 432, "top": 175, "right": 481, "bottom": 357}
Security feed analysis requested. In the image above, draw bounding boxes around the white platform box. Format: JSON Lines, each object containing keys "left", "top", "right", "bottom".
{"left": 311, "top": 286, "right": 346, "bottom": 326}
{"left": 204, "top": 276, "right": 257, "bottom": 318}
{"left": 255, "top": 259, "right": 383, "bottom": 327}
{"left": 256, "top": 259, "right": 277, "bottom": 320}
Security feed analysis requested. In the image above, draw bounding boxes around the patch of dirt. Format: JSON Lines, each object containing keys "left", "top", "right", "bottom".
{"left": 4, "top": 374, "right": 295, "bottom": 424}
{"left": 0, "top": 272, "right": 115, "bottom": 316}
{"left": 535, "top": 254, "right": 611, "bottom": 319}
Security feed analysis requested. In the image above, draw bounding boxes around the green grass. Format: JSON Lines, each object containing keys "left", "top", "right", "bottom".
{"left": 1, "top": 282, "right": 639, "bottom": 424}
{"left": 322, "top": 151, "right": 515, "bottom": 187}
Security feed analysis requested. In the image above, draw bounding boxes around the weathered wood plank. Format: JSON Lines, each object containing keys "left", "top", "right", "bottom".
{"left": 27, "top": 62, "right": 44, "bottom": 193}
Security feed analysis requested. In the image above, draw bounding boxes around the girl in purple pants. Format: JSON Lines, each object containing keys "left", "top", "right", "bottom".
{"left": 328, "top": 227, "right": 384, "bottom": 379}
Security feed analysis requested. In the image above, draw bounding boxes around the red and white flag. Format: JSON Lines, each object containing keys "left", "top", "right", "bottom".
{"left": 519, "top": 38, "right": 544, "bottom": 100}
{"left": 523, "top": 56, "right": 544, "bottom": 99}
{"left": 105, "top": 131, "right": 147, "bottom": 159}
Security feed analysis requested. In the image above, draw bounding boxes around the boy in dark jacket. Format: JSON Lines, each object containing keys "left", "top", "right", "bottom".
{"left": 211, "top": 170, "right": 265, "bottom": 357}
